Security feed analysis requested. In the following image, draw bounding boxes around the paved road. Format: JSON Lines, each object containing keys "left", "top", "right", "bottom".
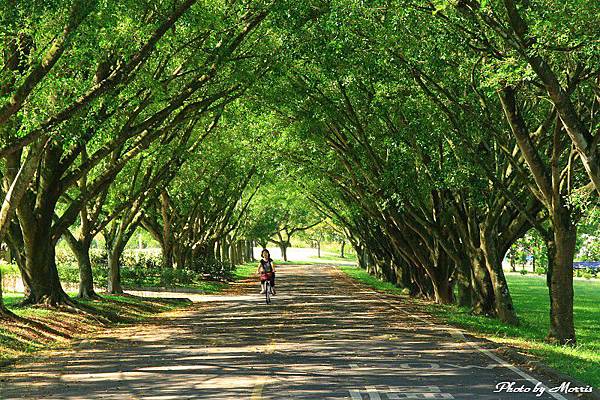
{"left": 0, "top": 265, "right": 577, "bottom": 399}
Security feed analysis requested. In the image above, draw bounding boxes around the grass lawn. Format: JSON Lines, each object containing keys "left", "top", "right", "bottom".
{"left": 0, "top": 292, "right": 189, "bottom": 363}
{"left": 338, "top": 265, "right": 600, "bottom": 389}
{"left": 339, "top": 265, "right": 407, "bottom": 295}
{"left": 274, "top": 252, "right": 357, "bottom": 266}
{"left": 233, "top": 262, "right": 259, "bottom": 280}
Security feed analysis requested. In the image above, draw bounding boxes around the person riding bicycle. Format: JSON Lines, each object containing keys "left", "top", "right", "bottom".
{"left": 257, "top": 248, "right": 276, "bottom": 295}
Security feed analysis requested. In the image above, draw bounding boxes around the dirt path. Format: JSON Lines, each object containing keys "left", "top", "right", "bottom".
{"left": 0, "top": 265, "right": 577, "bottom": 399}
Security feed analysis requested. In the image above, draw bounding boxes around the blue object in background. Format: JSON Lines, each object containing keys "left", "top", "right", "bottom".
{"left": 573, "top": 261, "right": 600, "bottom": 270}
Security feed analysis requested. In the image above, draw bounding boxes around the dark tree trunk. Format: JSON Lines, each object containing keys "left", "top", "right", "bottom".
{"left": 221, "top": 239, "right": 230, "bottom": 262}
{"left": 22, "top": 235, "right": 69, "bottom": 305}
{"left": 233, "top": 241, "right": 242, "bottom": 264}
{"left": 229, "top": 240, "right": 237, "bottom": 265}
{"left": 162, "top": 242, "right": 174, "bottom": 269}
{"left": 214, "top": 241, "right": 221, "bottom": 261}
{"left": 430, "top": 275, "right": 453, "bottom": 304}
{"left": 454, "top": 256, "right": 473, "bottom": 308}
{"left": 74, "top": 240, "right": 97, "bottom": 299}
{"left": 470, "top": 251, "right": 496, "bottom": 316}
{"left": 424, "top": 252, "right": 453, "bottom": 305}
{"left": 174, "top": 243, "right": 185, "bottom": 269}
{"left": 280, "top": 242, "right": 288, "bottom": 262}
{"left": 107, "top": 244, "right": 124, "bottom": 294}
{"left": 317, "top": 241, "right": 321, "bottom": 258}
{"left": 340, "top": 240, "right": 345, "bottom": 258}
{"left": 547, "top": 214, "right": 576, "bottom": 344}
{"left": 481, "top": 227, "right": 519, "bottom": 325}
{"left": 63, "top": 230, "right": 98, "bottom": 300}
{"left": 247, "top": 240, "right": 254, "bottom": 261}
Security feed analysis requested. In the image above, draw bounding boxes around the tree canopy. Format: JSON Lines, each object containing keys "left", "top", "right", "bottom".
{"left": 1, "top": 0, "right": 599, "bottom": 347}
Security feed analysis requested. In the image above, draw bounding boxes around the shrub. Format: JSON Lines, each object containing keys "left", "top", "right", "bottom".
{"left": 534, "top": 267, "right": 547, "bottom": 275}
{"left": 55, "top": 249, "right": 232, "bottom": 290}
{"left": 519, "top": 269, "right": 528, "bottom": 275}
{"left": 121, "top": 252, "right": 161, "bottom": 269}
{"left": 55, "top": 246, "right": 77, "bottom": 265}
{"left": 57, "top": 262, "right": 80, "bottom": 284}
{"left": 575, "top": 268, "right": 597, "bottom": 280}
{"left": 188, "top": 255, "right": 235, "bottom": 281}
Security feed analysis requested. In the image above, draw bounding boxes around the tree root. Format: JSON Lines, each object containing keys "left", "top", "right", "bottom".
{"left": 77, "top": 291, "right": 102, "bottom": 301}
{"left": 19, "top": 293, "right": 111, "bottom": 326}
{"left": 0, "top": 306, "right": 17, "bottom": 321}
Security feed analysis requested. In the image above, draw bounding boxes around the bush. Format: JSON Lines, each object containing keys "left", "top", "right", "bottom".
{"left": 57, "top": 262, "right": 80, "bottom": 284}
{"left": 534, "top": 267, "right": 547, "bottom": 275}
{"left": 55, "top": 246, "right": 77, "bottom": 265}
{"left": 121, "top": 251, "right": 161, "bottom": 269}
{"left": 519, "top": 269, "right": 528, "bottom": 275}
{"left": 53, "top": 249, "right": 233, "bottom": 290}
{"left": 575, "top": 268, "right": 597, "bottom": 280}
{"left": 188, "top": 255, "right": 235, "bottom": 281}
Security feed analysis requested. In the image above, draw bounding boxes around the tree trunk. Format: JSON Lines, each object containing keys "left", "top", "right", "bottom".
{"left": 317, "top": 241, "right": 321, "bottom": 258}
{"left": 547, "top": 216, "right": 576, "bottom": 345}
{"left": 214, "top": 241, "right": 221, "bottom": 261}
{"left": 0, "top": 273, "right": 9, "bottom": 318}
{"left": 22, "top": 236, "right": 69, "bottom": 305}
{"left": 107, "top": 244, "right": 124, "bottom": 294}
{"left": 63, "top": 230, "right": 98, "bottom": 299}
{"left": 160, "top": 190, "right": 174, "bottom": 268}
{"left": 481, "top": 227, "right": 519, "bottom": 325}
{"left": 247, "top": 240, "right": 254, "bottom": 261}
{"left": 340, "top": 240, "right": 345, "bottom": 258}
{"left": 229, "top": 239, "right": 237, "bottom": 265}
{"left": 236, "top": 241, "right": 242, "bottom": 264}
{"left": 221, "top": 239, "right": 230, "bottom": 262}
{"left": 72, "top": 239, "right": 98, "bottom": 299}
{"left": 6, "top": 222, "right": 30, "bottom": 297}
{"left": 455, "top": 259, "right": 472, "bottom": 308}
{"left": 162, "top": 242, "right": 174, "bottom": 269}
{"left": 423, "top": 251, "right": 453, "bottom": 305}
{"left": 430, "top": 274, "right": 453, "bottom": 304}
{"left": 280, "top": 242, "right": 288, "bottom": 262}
{"left": 469, "top": 251, "right": 496, "bottom": 316}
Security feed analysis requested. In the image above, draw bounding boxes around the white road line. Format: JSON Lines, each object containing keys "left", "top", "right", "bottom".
{"left": 336, "top": 268, "right": 570, "bottom": 400}
{"left": 387, "top": 386, "right": 441, "bottom": 393}
{"left": 349, "top": 389, "right": 363, "bottom": 399}
{"left": 365, "top": 386, "right": 382, "bottom": 400}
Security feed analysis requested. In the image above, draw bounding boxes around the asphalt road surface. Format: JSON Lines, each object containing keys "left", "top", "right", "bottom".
{"left": 0, "top": 265, "right": 578, "bottom": 399}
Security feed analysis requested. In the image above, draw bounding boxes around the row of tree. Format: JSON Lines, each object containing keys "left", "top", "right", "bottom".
{"left": 248, "top": 0, "right": 599, "bottom": 345}
{"left": 1, "top": 0, "right": 598, "bottom": 349}
{"left": 0, "top": 0, "right": 291, "bottom": 312}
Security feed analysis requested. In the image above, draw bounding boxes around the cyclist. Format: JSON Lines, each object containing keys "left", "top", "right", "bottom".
{"left": 257, "top": 248, "right": 276, "bottom": 295}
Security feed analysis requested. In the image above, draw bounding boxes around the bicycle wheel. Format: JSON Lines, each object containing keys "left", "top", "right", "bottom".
{"left": 265, "top": 281, "right": 271, "bottom": 304}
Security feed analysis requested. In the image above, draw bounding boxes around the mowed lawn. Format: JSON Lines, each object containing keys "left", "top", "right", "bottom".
{"left": 339, "top": 266, "right": 600, "bottom": 389}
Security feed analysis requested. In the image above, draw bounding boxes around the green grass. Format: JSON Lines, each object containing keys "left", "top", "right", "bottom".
{"left": 308, "top": 253, "right": 357, "bottom": 263}
{"left": 338, "top": 265, "right": 407, "bottom": 295}
{"left": 0, "top": 292, "right": 189, "bottom": 362}
{"left": 274, "top": 260, "right": 313, "bottom": 265}
{"left": 272, "top": 251, "right": 357, "bottom": 265}
{"left": 338, "top": 265, "right": 600, "bottom": 389}
{"left": 233, "top": 262, "right": 259, "bottom": 280}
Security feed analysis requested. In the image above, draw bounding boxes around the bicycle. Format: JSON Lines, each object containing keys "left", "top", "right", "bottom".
{"left": 260, "top": 272, "right": 274, "bottom": 305}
